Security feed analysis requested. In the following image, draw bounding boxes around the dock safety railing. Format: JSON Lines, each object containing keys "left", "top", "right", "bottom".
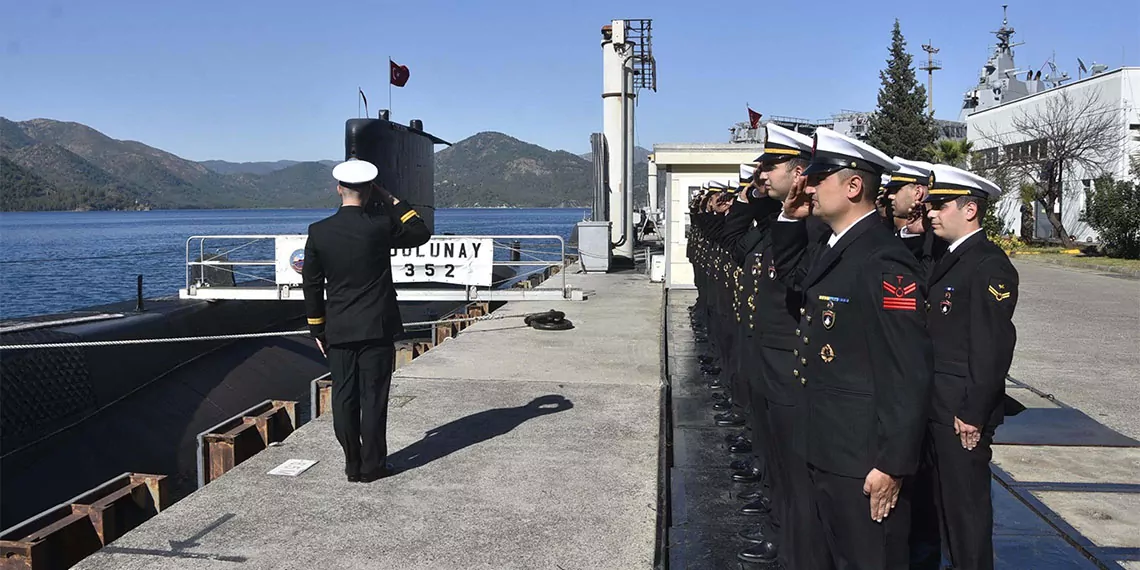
{"left": 180, "top": 234, "right": 583, "bottom": 302}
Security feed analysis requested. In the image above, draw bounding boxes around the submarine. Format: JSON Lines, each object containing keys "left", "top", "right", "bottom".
{"left": 0, "top": 114, "right": 516, "bottom": 528}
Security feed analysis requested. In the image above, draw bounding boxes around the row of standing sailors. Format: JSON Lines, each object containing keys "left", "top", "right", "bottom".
{"left": 684, "top": 123, "right": 1019, "bottom": 570}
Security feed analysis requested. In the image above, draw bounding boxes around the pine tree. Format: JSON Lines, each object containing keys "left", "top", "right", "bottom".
{"left": 866, "top": 20, "right": 936, "bottom": 161}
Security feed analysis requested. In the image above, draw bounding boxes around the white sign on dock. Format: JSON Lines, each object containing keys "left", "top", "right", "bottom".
{"left": 267, "top": 459, "right": 318, "bottom": 477}
{"left": 274, "top": 236, "right": 493, "bottom": 288}
{"left": 391, "top": 237, "right": 494, "bottom": 287}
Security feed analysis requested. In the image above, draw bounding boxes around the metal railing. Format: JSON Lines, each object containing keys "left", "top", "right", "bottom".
{"left": 180, "top": 234, "right": 579, "bottom": 302}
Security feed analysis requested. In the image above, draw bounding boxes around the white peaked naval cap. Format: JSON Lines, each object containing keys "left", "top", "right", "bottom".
{"left": 885, "top": 157, "right": 935, "bottom": 187}
{"left": 756, "top": 123, "right": 813, "bottom": 163}
{"left": 802, "top": 127, "right": 900, "bottom": 177}
{"left": 926, "top": 164, "right": 1002, "bottom": 202}
{"left": 739, "top": 164, "right": 756, "bottom": 181}
{"left": 332, "top": 159, "right": 379, "bottom": 186}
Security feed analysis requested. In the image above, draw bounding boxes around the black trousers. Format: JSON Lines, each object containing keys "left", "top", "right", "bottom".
{"left": 809, "top": 465, "right": 913, "bottom": 570}
{"left": 733, "top": 321, "right": 751, "bottom": 417}
{"left": 327, "top": 339, "right": 395, "bottom": 475}
{"left": 743, "top": 353, "right": 769, "bottom": 492}
{"left": 760, "top": 346, "right": 829, "bottom": 570}
{"left": 910, "top": 422, "right": 995, "bottom": 570}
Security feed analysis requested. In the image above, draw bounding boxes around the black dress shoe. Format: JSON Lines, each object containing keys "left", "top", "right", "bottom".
{"left": 713, "top": 400, "right": 732, "bottom": 412}
{"left": 701, "top": 366, "right": 721, "bottom": 375}
{"left": 738, "top": 541, "right": 778, "bottom": 565}
{"left": 716, "top": 414, "right": 745, "bottom": 427}
{"left": 737, "top": 489, "right": 762, "bottom": 500}
{"left": 698, "top": 355, "right": 714, "bottom": 364}
{"left": 346, "top": 473, "right": 360, "bottom": 482}
{"left": 741, "top": 497, "right": 772, "bottom": 516}
{"left": 706, "top": 379, "right": 725, "bottom": 390}
{"left": 730, "top": 459, "right": 752, "bottom": 471}
{"left": 738, "top": 524, "right": 769, "bottom": 544}
{"left": 710, "top": 392, "right": 728, "bottom": 400}
{"left": 358, "top": 463, "right": 395, "bottom": 483}
{"left": 725, "top": 431, "right": 748, "bottom": 443}
{"left": 729, "top": 440, "right": 753, "bottom": 454}
{"left": 732, "top": 467, "right": 761, "bottom": 483}
{"left": 714, "top": 410, "right": 740, "bottom": 421}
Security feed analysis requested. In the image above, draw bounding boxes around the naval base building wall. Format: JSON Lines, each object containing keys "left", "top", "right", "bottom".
{"left": 966, "top": 67, "right": 1140, "bottom": 244}
{"left": 652, "top": 143, "right": 764, "bottom": 289}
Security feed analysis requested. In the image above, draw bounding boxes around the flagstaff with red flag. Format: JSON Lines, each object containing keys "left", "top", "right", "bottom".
{"left": 747, "top": 106, "right": 762, "bottom": 129}
{"left": 388, "top": 58, "right": 409, "bottom": 115}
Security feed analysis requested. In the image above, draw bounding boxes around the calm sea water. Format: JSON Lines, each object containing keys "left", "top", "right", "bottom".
{"left": 0, "top": 208, "right": 589, "bottom": 319}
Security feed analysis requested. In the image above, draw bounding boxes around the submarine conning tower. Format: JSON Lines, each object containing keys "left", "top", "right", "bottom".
{"left": 344, "top": 116, "right": 451, "bottom": 234}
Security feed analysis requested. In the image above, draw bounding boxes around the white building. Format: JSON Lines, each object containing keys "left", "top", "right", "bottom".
{"left": 652, "top": 143, "right": 763, "bottom": 289}
{"left": 966, "top": 67, "right": 1140, "bottom": 243}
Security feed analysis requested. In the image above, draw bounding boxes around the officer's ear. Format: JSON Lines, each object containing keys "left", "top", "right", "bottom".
{"left": 844, "top": 171, "right": 865, "bottom": 201}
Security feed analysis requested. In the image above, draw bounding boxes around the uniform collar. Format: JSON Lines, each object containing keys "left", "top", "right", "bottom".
{"left": 948, "top": 228, "right": 984, "bottom": 253}
{"left": 828, "top": 210, "right": 878, "bottom": 248}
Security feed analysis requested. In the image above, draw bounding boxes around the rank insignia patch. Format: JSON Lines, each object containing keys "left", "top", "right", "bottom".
{"left": 820, "top": 344, "right": 835, "bottom": 363}
{"left": 988, "top": 279, "right": 1011, "bottom": 302}
{"left": 881, "top": 274, "right": 918, "bottom": 311}
{"left": 822, "top": 310, "right": 835, "bottom": 329}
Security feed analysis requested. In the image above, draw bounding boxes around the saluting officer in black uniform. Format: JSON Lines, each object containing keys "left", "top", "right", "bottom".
{"left": 909, "top": 165, "right": 1018, "bottom": 570}
{"left": 302, "top": 158, "right": 432, "bottom": 482}
{"left": 737, "top": 123, "right": 831, "bottom": 568}
{"left": 883, "top": 158, "right": 946, "bottom": 276}
{"left": 772, "top": 128, "right": 933, "bottom": 569}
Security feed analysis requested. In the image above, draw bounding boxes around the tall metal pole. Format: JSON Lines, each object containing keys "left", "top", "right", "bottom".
{"left": 921, "top": 42, "right": 941, "bottom": 117}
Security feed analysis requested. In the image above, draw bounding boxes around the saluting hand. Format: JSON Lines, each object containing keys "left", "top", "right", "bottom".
{"left": 954, "top": 416, "right": 981, "bottom": 450}
{"left": 863, "top": 468, "right": 901, "bottom": 523}
{"left": 782, "top": 175, "right": 812, "bottom": 219}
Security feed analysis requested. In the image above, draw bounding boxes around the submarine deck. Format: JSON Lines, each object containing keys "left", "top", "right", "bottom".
{"left": 75, "top": 267, "right": 665, "bottom": 570}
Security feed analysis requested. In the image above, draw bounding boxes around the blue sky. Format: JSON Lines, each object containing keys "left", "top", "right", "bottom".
{"left": 2, "top": 0, "right": 1136, "bottom": 162}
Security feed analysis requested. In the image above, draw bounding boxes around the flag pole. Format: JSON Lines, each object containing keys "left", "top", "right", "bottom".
{"left": 388, "top": 57, "right": 393, "bottom": 118}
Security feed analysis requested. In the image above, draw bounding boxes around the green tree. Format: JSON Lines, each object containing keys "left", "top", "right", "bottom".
{"left": 866, "top": 20, "right": 936, "bottom": 161}
{"left": 927, "top": 138, "right": 974, "bottom": 168}
{"left": 1082, "top": 156, "right": 1140, "bottom": 258}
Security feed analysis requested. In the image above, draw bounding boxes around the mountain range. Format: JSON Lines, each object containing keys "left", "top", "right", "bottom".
{"left": 0, "top": 117, "right": 649, "bottom": 211}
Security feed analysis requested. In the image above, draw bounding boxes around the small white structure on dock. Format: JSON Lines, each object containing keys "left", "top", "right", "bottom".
{"left": 651, "top": 143, "right": 763, "bottom": 290}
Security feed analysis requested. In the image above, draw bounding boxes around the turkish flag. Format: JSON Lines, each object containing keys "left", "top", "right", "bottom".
{"left": 390, "top": 59, "right": 410, "bottom": 87}
{"left": 748, "top": 107, "right": 762, "bottom": 129}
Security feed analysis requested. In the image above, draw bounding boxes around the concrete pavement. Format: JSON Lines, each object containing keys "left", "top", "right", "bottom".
{"left": 76, "top": 267, "right": 664, "bottom": 570}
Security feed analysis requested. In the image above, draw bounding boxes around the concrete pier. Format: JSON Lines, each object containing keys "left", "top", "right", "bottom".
{"left": 76, "top": 268, "right": 664, "bottom": 570}
{"left": 70, "top": 259, "right": 1139, "bottom": 569}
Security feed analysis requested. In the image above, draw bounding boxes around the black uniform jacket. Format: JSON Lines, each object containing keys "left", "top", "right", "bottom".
{"left": 898, "top": 218, "right": 948, "bottom": 281}
{"left": 754, "top": 215, "right": 831, "bottom": 405}
{"left": 302, "top": 201, "right": 431, "bottom": 345}
{"left": 925, "top": 231, "right": 1018, "bottom": 429}
{"left": 717, "top": 199, "right": 757, "bottom": 263}
{"left": 772, "top": 212, "right": 934, "bottom": 478}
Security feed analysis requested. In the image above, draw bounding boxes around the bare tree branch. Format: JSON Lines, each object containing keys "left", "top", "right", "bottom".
{"left": 971, "top": 88, "right": 1126, "bottom": 246}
